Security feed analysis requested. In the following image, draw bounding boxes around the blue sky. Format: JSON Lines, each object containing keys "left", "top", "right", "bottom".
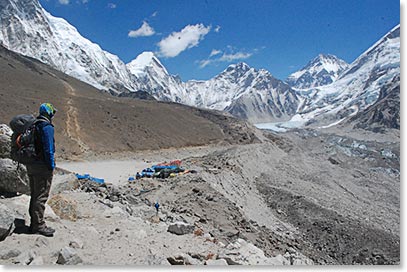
{"left": 39, "top": 0, "right": 399, "bottom": 81}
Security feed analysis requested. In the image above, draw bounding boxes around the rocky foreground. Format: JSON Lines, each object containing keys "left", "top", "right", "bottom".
{"left": 0, "top": 125, "right": 400, "bottom": 265}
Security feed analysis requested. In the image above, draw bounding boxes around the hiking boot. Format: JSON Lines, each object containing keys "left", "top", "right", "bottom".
{"left": 29, "top": 226, "right": 55, "bottom": 237}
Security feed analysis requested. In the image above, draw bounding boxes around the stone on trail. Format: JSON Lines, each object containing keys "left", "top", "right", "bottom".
{"left": 205, "top": 259, "right": 229, "bottom": 265}
{"left": 48, "top": 194, "right": 78, "bottom": 221}
{"left": 0, "top": 203, "right": 15, "bottom": 241}
{"left": 167, "top": 221, "right": 195, "bottom": 235}
{"left": 167, "top": 254, "right": 201, "bottom": 265}
{"left": 221, "top": 238, "right": 291, "bottom": 265}
{"left": 69, "top": 238, "right": 84, "bottom": 249}
{"left": 56, "top": 246, "right": 83, "bottom": 265}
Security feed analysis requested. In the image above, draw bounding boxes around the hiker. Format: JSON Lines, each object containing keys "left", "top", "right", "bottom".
{"left": 26, "top": 103, "right": 57, "bottom": 237}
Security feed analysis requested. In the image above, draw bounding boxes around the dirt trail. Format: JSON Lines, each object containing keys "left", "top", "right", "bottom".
{"left": 62, "top": 80, "right": 89, "bottom": 154}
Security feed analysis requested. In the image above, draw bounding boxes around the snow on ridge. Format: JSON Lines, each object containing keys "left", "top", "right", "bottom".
{"left": 286, "top": 54, "right": 349, "bottom": 89}
{"left": 291, "top": 24, "right": 400, "bottom": 128}
{"left": 127, "top": 52, "right": 158, "bottom": 76}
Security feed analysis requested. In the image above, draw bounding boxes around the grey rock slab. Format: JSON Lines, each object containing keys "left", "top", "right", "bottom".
{"left": 167, "top": 254, "right": 201, "bottom": 265}
{"left": 56, "top": 246, "right": 83, "bottom": 265}
{"left": 0, "top": 203, "right": 15, "bottom": 241}
{"left": 167, "top": 221, "right": 195, "bottom": 235}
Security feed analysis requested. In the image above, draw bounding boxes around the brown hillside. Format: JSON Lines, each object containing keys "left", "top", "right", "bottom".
{"left": 0, "top": 45, "right": 258, "bottom": 159}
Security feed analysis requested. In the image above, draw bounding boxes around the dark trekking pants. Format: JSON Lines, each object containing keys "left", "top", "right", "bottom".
{"left": 26, "top": 165, "right": 53, "bottom": 230}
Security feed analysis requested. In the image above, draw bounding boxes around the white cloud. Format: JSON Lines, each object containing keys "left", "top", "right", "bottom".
{"left": 107, "top": 3, "right": 116, "bottom": 8}
{"left": 214, "top": 25, "right": 221, "bottom": 33}
{"left": 59, "top": 0, "right": 91, "bottom": 5}
{"left": 157, "top": 24, "right": 211, "bottom": 58}
{"left": 128, "top": 21, "right": 155, "bottom": 38}
{"left": 151, "top": 11, "right": 158, "bottom": 17}
{"left": 219, "top": 52, "right": 252, "bottom": 62}
{"left": 209, "top": 49, "right": 222, "bottom": 57}
{"left": 199, "top": 49, "right": 253, "bottom": 68}
{"left": 199, "top": 59, "right": 212, "bottom": 68}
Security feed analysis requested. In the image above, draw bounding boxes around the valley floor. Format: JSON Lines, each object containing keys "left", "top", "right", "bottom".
{"left": 0, "top": 129, "right": 400, "bottom": 265}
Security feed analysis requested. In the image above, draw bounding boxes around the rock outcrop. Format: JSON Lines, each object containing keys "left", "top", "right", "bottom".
{"left": 0, "top": 159, "right": 30, "bottom": 195}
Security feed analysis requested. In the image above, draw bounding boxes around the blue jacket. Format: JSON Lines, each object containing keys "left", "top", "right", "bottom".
{"left": 35, "top": 116, "right": 55, "bottom": 171}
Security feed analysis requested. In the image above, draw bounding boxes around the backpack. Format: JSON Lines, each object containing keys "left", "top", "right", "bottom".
{"left": 9, "top": 114, "right": 39, "bottom": 165}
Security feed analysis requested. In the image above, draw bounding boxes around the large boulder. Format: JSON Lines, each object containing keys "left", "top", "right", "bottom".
{"left": 56, "top": 247, "right": 83, "bottom": 265}
{"left": 0, "top": 203, "right": 15, "bottom": 241}
{"left": 0, "top": 124, "right": 12, "bottom": 159}
{"left": 1, "top": 195, "right": 59, "bottom": 223}
{"left": 220, "top": 238, "right": 292, "bottom": 265}
{"left": 47, "top": 194, "right": 78, "bottom": 221}
{"left": 167, "top": 222, "right": 195, "bottom": 235}
{"left": 0, "top": 158, "right": 30, "bottom": 195}
{"left": 50, "top": 173, "right": 80, "bottom": 195}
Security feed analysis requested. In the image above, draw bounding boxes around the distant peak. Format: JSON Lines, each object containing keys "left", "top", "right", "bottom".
{"left": 127, "top": 51, "right": 161, "bottom": 68}
{"left": 225, "top": 62, "right": 251, "bottom": 72}
{"left": 127, "top": 51, "right": 168, "bottom": 76}
{"left": 128, "top": 51, "right": 154, "bottom": 64}
{"left": 235, "top": 62, "right": 250, "bottom": 70}
{"left": 307, "top": 53, "right": 348, "bottom": 67}
{"left": 286, "top": 53, "right": 349, "bottom": 89}
{"left": 314, "top": 53, "right": 339, "bottom": 62}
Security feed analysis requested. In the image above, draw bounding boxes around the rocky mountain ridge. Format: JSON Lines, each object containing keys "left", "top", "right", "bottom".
{"left": 0, "top": 0, "right": 400, "bottom": 129}
{"left": 0, "top": 0, "right": 143, "bottom": 94}
{"left": 0, "top": 43, "right": 260, "bottom": 159}
{"left": 293, "top": 24, "right": 400, "bottom": 129}
{"left": 286, "top": 54, "right": 349, "bottom": 89}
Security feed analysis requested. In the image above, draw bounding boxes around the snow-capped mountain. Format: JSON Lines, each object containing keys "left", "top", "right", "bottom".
{"left": 126, "top": 51, "right": 187, "bottom": 102}
{"left": 127, "top": 58, "right": 300, "bottom": 123}
{"left": 0, "top": 0, "right": 400, "bottom": 129}
{"left": 348, "top": 74, "right": 400, "bottom": 132}
{"left": 294, "top": 24, "right": 400, "bottom": 128}
{"left": 183, "top": 63, "right": 300, "bottom": 122}
{"left": 286, "top": 54, "right": 349, "bottom": 89}
{"left": 0, "top": 0, "right": 299, "bottom": 123}
{"left": 184, "top": 63, "right": 255, "bottom": 111}
{"left": 0, "top": 0, "right": 138, "bottom": 93}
